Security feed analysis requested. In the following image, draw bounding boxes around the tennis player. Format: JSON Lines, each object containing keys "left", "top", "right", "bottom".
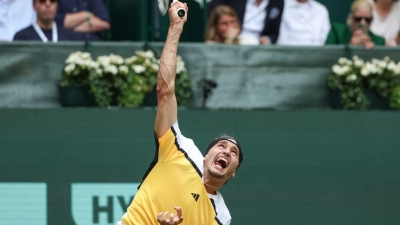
{"left": 117, "top": 1, "right": 243, "bottom": 224}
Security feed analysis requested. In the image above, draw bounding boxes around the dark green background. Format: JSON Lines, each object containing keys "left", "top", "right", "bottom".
{"left": 0, "top": 109, "right": 399, "bottom": 224}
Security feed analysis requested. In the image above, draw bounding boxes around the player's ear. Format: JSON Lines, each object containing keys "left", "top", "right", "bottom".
{"left": 231, "top": 172, "right": 236, "bottom": 178}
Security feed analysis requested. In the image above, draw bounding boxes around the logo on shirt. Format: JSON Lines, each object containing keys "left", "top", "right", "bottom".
{"left": 191, "top": 193, "right": 200, "bottom": 202}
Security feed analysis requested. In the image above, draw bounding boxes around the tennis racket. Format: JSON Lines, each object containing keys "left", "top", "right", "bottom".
{"left": 158, "top": 0, "right": 186, "bottom": 18}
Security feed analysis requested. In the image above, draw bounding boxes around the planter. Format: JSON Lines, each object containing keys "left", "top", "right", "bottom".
{"left": 328, "top": 89, "right": 342, "bottom": 109}
{"left": 364, "top": 89, "right": 390, "bottom": 109}
{"left": 328, "top": 89, "right": 390, "bottom": 110}
{"left": 59, "top": 85, "right": 97, "bottom": 107}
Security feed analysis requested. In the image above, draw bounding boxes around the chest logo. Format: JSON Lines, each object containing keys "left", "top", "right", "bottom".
{"left": 191, "top": 193, "right": 200, "bottom": 202}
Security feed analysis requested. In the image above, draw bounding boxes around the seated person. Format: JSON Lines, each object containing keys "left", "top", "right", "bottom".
{"left": 396, "top": 30, "right": 400, "bottom": 45}
{"left": 13, "top": 0, "right": 81, "bottom": 42}
{"left": 0, "top": 0, "right": 36, "bottom": 42}
{"left": 56, "top": 0, "right": 110, "bottom": 41}
{"left": 277, "top": 0, "right": 330, "bottom": 46}
{"left": 205, "top": 5, "right": 241, "bottom": 44}
{"left": 369, "top": 0, "right": 400, "bottom": 46}
{"left": 325, "top": 0, "right": 385, "bottom": 50}
{"left": 209, "top": 0, "right": 284, "bottom": 45}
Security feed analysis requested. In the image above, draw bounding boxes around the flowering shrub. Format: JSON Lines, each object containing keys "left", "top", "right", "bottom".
{"left": 60, "top": 50, "right": 191, "bottom": 107}
{"left": 328, "top": 56, "right": 400, "bottom": 110}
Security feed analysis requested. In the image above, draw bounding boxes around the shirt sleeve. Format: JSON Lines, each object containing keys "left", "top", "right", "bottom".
{"left": 55, "top": 1, "right": 67, "bottom": 27}
{"left": 325, "top": 25, "right": 338, "bottom": 45}
{"left": 156, "top": 122, "right": 204, "bottom": 173}
{"left": 90, "top": 0, "right": 110, "bottom": 22}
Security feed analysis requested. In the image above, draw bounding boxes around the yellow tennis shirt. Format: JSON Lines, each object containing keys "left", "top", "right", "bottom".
{"left": 121, "top": 122, "right": 231, "bottom": 225}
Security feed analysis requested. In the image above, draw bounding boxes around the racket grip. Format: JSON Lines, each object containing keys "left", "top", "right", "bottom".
{"left": 177, "top": 8, "right": 186, "bottom": 17}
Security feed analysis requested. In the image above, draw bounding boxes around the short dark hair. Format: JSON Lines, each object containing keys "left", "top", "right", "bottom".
{"left": 205, "top": 135, "right": 243, "bottom": 169}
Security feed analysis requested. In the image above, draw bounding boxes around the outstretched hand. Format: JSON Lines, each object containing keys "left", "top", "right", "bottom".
{"left": 169, "top": 0, "right": 188, "bottom": 25}
{"left": 157, "top": 206, "right": 184, "bottom": 225}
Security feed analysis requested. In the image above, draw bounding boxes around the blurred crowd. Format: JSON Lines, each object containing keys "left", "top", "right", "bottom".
{"left": 1, "top": 0, "right": 400, "bottom": 49}
{"left": 0, "top": 0, "right": 110, "bottom": 42}
{"left": 206, "top": 0, "right": 400, "bottom": 49}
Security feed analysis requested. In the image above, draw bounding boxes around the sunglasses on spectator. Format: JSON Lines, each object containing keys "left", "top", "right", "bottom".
{"left": 353, "top": 16, "right": 373, "bottom": 23}
{"left": 38, "top": 0, "right": 57, "bottom": 3}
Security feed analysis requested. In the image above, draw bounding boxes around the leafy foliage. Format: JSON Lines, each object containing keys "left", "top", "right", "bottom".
{"left": 60, "top": 51, "right": 192, "bottom": 107}
{"left": 328, "top": 56, "right": 400, "bottom": 110}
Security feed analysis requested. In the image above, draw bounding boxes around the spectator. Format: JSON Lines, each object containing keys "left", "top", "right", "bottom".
{"left": 209, "top": 0, "right": 284, "bottom": 45}
{"left": 396, "top": 30, "right": 400, "bottom": 44}
{"left": 277, "top": 0, "right": 330, "bottom": 46}
{"left": 56, "top": 0, "right": 110, "bottom": 41}
{"left": 14, "top": 0, "right": 81, "bottom": 42}
{"left": 205, "top": 5, "right": 241, "bottom": 44}
{"left": 0, "top": 0, "right": 36, "bottom": 41}
{"left": 368, "top": 0, "right": 400, "bottom": 46}
{"left": 325, "top": 0, "right": 385, "bottom": 50}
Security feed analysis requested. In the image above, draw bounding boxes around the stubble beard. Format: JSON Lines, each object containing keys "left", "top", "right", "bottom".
{"left": 207, "top": 166, "right": 225, "bottom": 179}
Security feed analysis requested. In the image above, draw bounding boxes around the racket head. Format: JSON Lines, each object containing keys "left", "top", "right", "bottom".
{"left": 158, "top": 0, "right": 172, "bottom": 16}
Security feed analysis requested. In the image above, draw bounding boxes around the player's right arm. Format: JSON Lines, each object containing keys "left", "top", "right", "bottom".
{"left": 154, "top": 0, "right": 188, "bottom": 138}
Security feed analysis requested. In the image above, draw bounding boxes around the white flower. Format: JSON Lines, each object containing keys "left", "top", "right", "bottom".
{"left": 145, "top": 50, "right": 155, "bottom": 58}
{"left": 365, "top": 62, "right": 378, "bottom": 74}
{"left": 97, "top": 56, "right": 110, "bottom": 67}
{"left": 387, "top": 61, "right": 396, "bottom": 72}
{"left": 177, "top": 55, "right": 183, "bottom": 62}
{"left": 394, "top": 63, "right": 400, "bottom": 75}
{"left": 151, "top": 64, "right": 159, "bottom": 71}
{"left": 383, "top": 56, "right": 390, "bottom": 62}
{"left": 176, "top": 60, "right": 186, "bottom": 74}
{"left": 372, "top": 58, "right": 380, "bottom": 65}
{"left": 96, "top": 68, "right": 103, "bottom": 76}
{"left": 119, "top": 65, "right": 129, "bottom": 75}
{"left": 105, "top": 65, "right": 118, "bottom": 75}
{"left": 81, "top": 52, "right": 91, "bottom": 60}
{"left": 144, "top": 58, "right": 151, "bottom": 66}
{"left": 338, "top": 57, "right": 348, "bottom": 65}
{"left": 377, "top": 68, "right": 384, "bottom": 75}
{"left": 82, "top": 59, "right": 95, "bottom": 69}
{"left": 332, "top": 64, "right": 351, "bottom": 76}
{"left": 125, "top": 56, "right": 138, "bottom": 64}
{"left": 64, "top": 64, "right": 76, "bottom": 75}
{"left": 132, "top": 65, "right": 146, "bottom": 74}
{"left": 361, "top": 67, "right": 370, "bottom": 76}
{"left": 378, "top": 60, "right": 387, "bottom": 69}
{"left": 109, "top": 54, "right": 124, "bottom": 65}
{"left": 354, "top": 59, "right": 364, "bottom": 68}
{"left": 352, "top": 55, "right": 359, "bottom": 61}
{"left": 136, "top": 50, "right": 155, "bottom": 59}
{"left": 346, "top": 74, "right": 357, "bottom": 82}
{"left": 89, "top": 61, "right": 99, "bottom": 69}
{"left": 65, "top": 54, "right": 78, "bottom": 64}
{"left": 332, "top": 64, "right": 342, "bottom": 75}
{"left": 75, "top": 58, "right": 85, "bottom": 67}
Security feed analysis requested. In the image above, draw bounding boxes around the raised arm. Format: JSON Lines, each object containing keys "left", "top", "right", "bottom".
{"left": 154, "top": 1, "right": 188, "bottom": 138}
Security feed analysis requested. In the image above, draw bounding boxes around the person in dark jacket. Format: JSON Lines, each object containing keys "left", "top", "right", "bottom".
{"left": 14, "top": 0, "right": 81, "bottom": 42}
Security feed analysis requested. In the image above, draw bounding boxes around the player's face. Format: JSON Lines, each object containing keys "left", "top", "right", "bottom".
{"left": 34, "top": 0, "right": 58, "bottom": 22}
{"left": 204, "top": 140, "right": 240, "bottom": 180}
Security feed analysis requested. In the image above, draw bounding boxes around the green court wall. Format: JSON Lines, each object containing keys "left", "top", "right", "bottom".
{"left": 0, "top": 109, "right": 399, "bottom": 224}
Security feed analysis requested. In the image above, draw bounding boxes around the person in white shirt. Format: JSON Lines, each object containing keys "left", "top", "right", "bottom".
{"left": 368, "top": 0, "right": 400, "bottom": 46}
{"left": 0, "top": 0, "right": 36, "bottom": 41}
{"left": 277, "top": 0, "right": 330, "bottom": 46}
